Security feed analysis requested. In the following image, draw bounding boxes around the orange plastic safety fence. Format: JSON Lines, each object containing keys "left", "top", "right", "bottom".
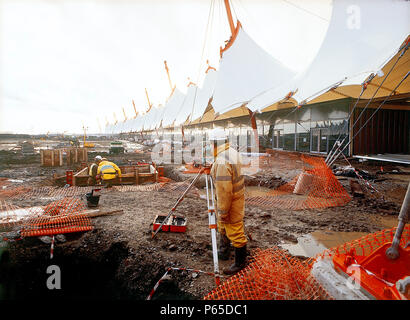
{"left": 0, "top": 177, "right": 9, "bottom": 187}
{"left": 19, "top": 197, "right": 93, "bottom": 237}
{"left": 0, "top": 185, "right": 33, "bottom": 199}
{"left": 158, "top": 180, "right": 200, "bottom": 194}
{"left": 0, "top": 186, "right": 111, "bottom": 200}
{"left": 112, "top": 183, "right": 165, "bottom": 192}
{"left": 204, "top": 246, "right": 333, "bottom": 300}
{"left": 157, "top": 176, "right": 172, "bottom": 183}
{"left": 246, "top": 152, "right": 351, "bottom": 210}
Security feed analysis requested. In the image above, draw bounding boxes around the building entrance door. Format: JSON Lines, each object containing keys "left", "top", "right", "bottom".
{"left": 311, "top": 128, "right": 329, "bottom": 153}
{"left": 272, "top": 130, "right": 283, "bottom": 149}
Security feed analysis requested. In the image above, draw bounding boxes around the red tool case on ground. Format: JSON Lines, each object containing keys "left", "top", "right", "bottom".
{"left": 152, "top": 215, "right": 170, "bottom": 232}
{"left": 169, "top": 215, "right": 187, "bottom": 233}
{"left": 152, "top": 215, "right": 187, "bottom": 233}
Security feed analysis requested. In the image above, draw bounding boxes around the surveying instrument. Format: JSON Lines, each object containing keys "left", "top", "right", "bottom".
{"left": 151, "top": 140, "right": 221, "bottom": 285}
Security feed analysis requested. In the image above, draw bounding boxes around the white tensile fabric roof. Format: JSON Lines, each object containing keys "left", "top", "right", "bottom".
{"left": 211, "top": 26, "right": 296, "bottom": 115}
{"left": 120, "top": 121, "right": 127, "bottom": 133}
{"left": 161, "top": 88, "right": 186, "bottom": 128}
{"left": 105, "top": 0, "right": 409, "bottom": 133}
{"left": 174, "top": 85, "right": 197, "bottom": 126}
{"left": 137, "top": 115, "right": 146, "bottom": 131}
{"left": 141, "top": 109, "right": 153, "bottom": 131}
{"left": 119, "top": 121, "right": 124, "bottom": 133}
{"left": 190, "top": 68, "right": 217, "bottom": 122}
{"left": 151, "top": 106, "right": 164, "bottom": 130}
{"left": 124, "top": 119, "right": 132, "bottom": 133}
{"left": 128, "top": 118, "right": 138, "bottom": 132}
{"left": 144, "top": 106, "right": 163, "bottom": 131}
{"left": 248, "top": 0, "right": 410, "bottom": 111}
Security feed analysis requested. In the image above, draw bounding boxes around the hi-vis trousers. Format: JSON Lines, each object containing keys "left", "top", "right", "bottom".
{"left": 218, "top": 220, "right": 247, "bottom": 248}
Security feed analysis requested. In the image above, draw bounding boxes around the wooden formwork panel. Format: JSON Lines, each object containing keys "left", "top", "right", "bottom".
{"left": 67, "top": 148, "right": 88, "bottom": 165}
{"left": 40, "top": 149, "right": 63, "bottom": 167}
{"left": 71, "top": 164, "right": 157, "bottom": 186}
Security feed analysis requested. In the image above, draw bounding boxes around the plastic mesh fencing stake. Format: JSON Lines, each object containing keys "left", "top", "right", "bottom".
{"left": 147, "top": 267, "right": 227, "bottom": 300}
{"left": 146, "top": 268, "right": 171, "bottom": 300}
{"left": 50, "top": 235, "right": 55, "bottom": 259}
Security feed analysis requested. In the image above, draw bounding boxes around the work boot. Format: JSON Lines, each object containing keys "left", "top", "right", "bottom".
{"left": 218, "top": 234, "right": 231, "bottom": 261}
{"left": 223, "top": 245, "right": 247, "bottom": 275}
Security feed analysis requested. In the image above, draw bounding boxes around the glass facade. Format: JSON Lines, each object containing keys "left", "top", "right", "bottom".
{"left": 256, "top": 98, "right": 351, "bottom": 154}
{"left": 147, "top": 98, "right": 351, "bottom": 157}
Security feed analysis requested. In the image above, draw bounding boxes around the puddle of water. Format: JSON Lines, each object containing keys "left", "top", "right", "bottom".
{"left": 370, "top": 215, "right": 398, "bottom": 229}
{"left": 280, "top": 230, "right": 369, "bottom": 258}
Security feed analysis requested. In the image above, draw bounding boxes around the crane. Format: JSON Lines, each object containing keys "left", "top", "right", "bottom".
{"left": 81, "top": 122, "right": 95, "bottom": 148}
{"left": 97, "top": 118, "right": 102, "bottom": 134}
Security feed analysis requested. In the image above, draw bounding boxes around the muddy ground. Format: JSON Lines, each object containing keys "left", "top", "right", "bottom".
{"left": 0, "top": 147, "right": 408, "bottom": 300}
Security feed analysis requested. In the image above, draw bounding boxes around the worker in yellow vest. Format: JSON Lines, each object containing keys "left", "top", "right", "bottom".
{"left": 96, "top": 158, "right": 121, "bottom": 188}
{"left": 88, "top": 155, "right": 102, "bottom": 186}
{"left": 209, "top": 128, "right": 247, "bottom": 275}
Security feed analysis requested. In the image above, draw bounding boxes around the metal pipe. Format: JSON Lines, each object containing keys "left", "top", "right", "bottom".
{"left": 385, "top": 182, "right": 410, "bottom": 260}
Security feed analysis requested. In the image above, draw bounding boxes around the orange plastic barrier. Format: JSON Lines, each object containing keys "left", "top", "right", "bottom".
{"left": 204, "top": 246, "right": 332, "bottom": 300}
{"left": 0, "top": 186, "right": 111, "bottom": 200}
{"left": 246, "top": 152, "right": 351, "bottom": 210}
{"left": 0, "top": 185, "right": 33, "bottom": 199}
{"left": 19, "top": 197, "right": 93, "bottom": 237}
{"left": 158, "top": 180, "right": 199, "bottom": 194}
{"left": 157, "top": 177, "right": 172, "bottom": 183}
{"left": 112, "top": 183, "right": 165, "bottom": 192}
{"left": 309, "top": 225, "right": 410, "bottom": 300}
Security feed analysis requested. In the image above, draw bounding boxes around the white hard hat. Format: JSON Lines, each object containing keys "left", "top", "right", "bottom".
{"left": 208, "top": 128, "right": 228, "bottom": 141}
{"left": 95, "top": 155, "right": 103, "bottom": 161}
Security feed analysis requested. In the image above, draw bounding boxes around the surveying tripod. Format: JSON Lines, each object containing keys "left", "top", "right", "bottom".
{"left": 151, "top": 144, "right": 221, "bottom": 285}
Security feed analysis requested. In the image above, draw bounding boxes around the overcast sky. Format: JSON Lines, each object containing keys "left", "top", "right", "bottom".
{"left": 0, "top": 0, "right": 332, "bottom": 134}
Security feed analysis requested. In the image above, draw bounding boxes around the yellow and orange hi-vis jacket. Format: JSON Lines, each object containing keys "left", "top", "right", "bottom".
{"left": 97, "top": 160, "right": 122, "bottom": 181}
{"left": 210, "top": 143, "right": 245, "bottom": 224}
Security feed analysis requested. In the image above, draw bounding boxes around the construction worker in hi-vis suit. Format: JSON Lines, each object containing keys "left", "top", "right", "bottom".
{"left": 208, "top": 128, "right": 247, "bottom": 275}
